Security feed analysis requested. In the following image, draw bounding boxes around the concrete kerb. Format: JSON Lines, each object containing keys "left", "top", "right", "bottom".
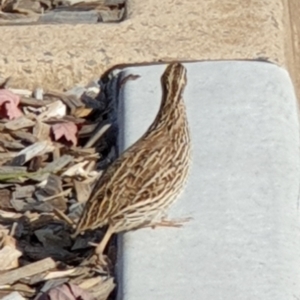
{"left": 115, "top": 61, "right": 300, "bottom": 299}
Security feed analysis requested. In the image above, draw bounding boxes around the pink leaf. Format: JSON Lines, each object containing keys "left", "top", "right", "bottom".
{"left": 37, "top": 283, "right": 96, "bottom": 300}
{"left": 51, "top": 122, "right": 78, "bottom": 146}
{"left": 0, "top": 89, "right": 23, "bottom": 120}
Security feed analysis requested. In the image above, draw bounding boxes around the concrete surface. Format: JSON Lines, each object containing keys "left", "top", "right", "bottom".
{"left": 1, "top": 0, "right": 300, "bottom": 100}
{"left": 116, "top": 61, "right": 300, "bottom": 299}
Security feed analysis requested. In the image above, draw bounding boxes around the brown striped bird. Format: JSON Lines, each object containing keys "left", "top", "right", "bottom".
{"left": 74, "top": 62, "right": 191, "bottom": 260}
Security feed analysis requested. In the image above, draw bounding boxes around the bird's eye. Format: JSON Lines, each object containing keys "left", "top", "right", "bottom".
{"left": 106, "top": 189, "right": 112, "bottom": 197}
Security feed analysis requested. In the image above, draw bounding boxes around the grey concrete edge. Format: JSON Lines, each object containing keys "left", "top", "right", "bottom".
{"left": 113, "top": 61, "right": 300, "bottom": 300}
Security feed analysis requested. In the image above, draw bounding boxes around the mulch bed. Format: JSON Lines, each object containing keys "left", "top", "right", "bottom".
{"left": 0, "top": 72, "right": 119, "bottom": 299}
{"left": 0, "top": 0, "right": 125, "bottom": 25}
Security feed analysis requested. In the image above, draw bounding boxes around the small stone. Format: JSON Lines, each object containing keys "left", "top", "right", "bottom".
{"left": 33, "top": 88, "right": 44, "bottom": 100}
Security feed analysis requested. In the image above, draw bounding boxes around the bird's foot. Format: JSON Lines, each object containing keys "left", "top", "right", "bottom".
{"left": 95, "top": 253, "right": 109, "bottom": 267}
{"left": 149, "top": 217, "right": 192, "bottom": 229}
{"left": 88, "top": 241, "right": 109, "bottom": 267}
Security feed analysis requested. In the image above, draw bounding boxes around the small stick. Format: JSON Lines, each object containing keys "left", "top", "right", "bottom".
{"left": 9, "top": 222, "right": 18, "bottom": 236}
{"left": 42, "top": 188, "right": 72, "bottom": 202}
{"left": 52, "top": 207, "right": 74, "bottom": 227}
{"left": 84, "top": 123, "right": 111, "bottom": 148}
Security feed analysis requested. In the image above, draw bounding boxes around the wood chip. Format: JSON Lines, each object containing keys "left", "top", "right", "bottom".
{"left": 86, "top": 277, "right": 115, "bottom": 300}
{"left": 0, "top": 242, "right": 22, "bottom": 271}
{"left": 78, "top": 123, "right": 98, "bottom": 137}
{"left": 32, "top": 121, "right": 51, "bottom": 141}
{"left": 20, "top": 97, "right": 53, "bottom": 107}
{"left": 0, "top": 257, "right": 56, "bottom": 285}
{"left": 4, "top": 117, "right": 35, "bottom": 131}
{"left": 44, "top": 91, "right": 82, "bottom": 113}
{"left": 0, "top": 189, "right": 12, "bottom": 209}
{"left": 0, "top": 210, "right": 22, "bottom": 219}
{"left": 24, "top": 245, "right": 76, "bottom": 267}
{"left": 7, "top": 89, "right": 32, "bottom": 97}
{"left": 74, "top": 180, "right": 92, "bottom": 203}
{"left": 35, "top": 175, "right": 63, "bottom": 201}
{"left": 13, "top": 185, "right": 35, "bottom": 199}
{"left": 43, "top": 268, "right": 76, "bottom": 280}
{"left": 37, "top": 101, "right": 66, "bottom": 121}
{"left": 42, "top": 155, "right": 73, "bottom": 173}
{"left": 28, "top": 155, "right": 43, "bottom": 171}
{"left": 10, "top": 130, "right": 38, "bottom": 144}
{"left": 69, "top": 147, "right": 96, "bottom": 156}
{"left": 0, "top": 152, "right": 17, "bottom": 164}
{"left": 10, "top": 198, "right": 52, "bottom": 213}
{"left": 0, "top": 71, "right": 118, "bottom": 299}
{"left": 62, "top": 161, "right": 89, "bottom": 178}
{"left": 77, "top": 276, "right": 103, "bottom": 289}
{"left": 0, "top": 166, "right": 30, "bottom": 182}
{"left": 38, "top": 278, "right": 68, "bottom": 294}
{"left": 2, "top": 291, "right": 26, "bottom": 300}
{"left": 10, "top": 141, "right": 54, "bottom": 166}
{"left": 0, "top": 140, "right": 25, "bottom": 151}
{"left": 34, "top": 228, "right": 71, "bottom": 248}
{"left": 11, "top": 283, "right": 36, "bottom": 297}
{"left": 74, "top": 106, "right": 93, "bottom": 118}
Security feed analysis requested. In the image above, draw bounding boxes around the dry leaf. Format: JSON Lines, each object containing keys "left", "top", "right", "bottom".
{"left": 0, "top": 90, "right": 23, "bottom": 120}
{"left": 52, "top": 122, "right": 78, "bottom": 146}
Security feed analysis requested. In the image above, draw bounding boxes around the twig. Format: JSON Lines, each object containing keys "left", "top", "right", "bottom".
{"left": 84, "top": 123, "right": 111, "bottom": 148}
{"left": 42, "top": 188, "right": 72, "bottom": 202}
{"left": 52, "top": 207, "right": 74, "bottom": 227}
{"left": 9, "top": 222, "right": 18, "bottom": 237}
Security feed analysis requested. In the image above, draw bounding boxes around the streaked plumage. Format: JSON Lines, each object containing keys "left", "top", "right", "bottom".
{"left": 74, "top": 62, "right": 191, "bottom": 256}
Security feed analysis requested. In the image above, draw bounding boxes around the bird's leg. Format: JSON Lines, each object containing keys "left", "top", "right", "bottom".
{"left": 89, "top": 225, "right": 114, "bottom": 265}
{"left": 95, "top": 226, "right": 114, "bottom": 254}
